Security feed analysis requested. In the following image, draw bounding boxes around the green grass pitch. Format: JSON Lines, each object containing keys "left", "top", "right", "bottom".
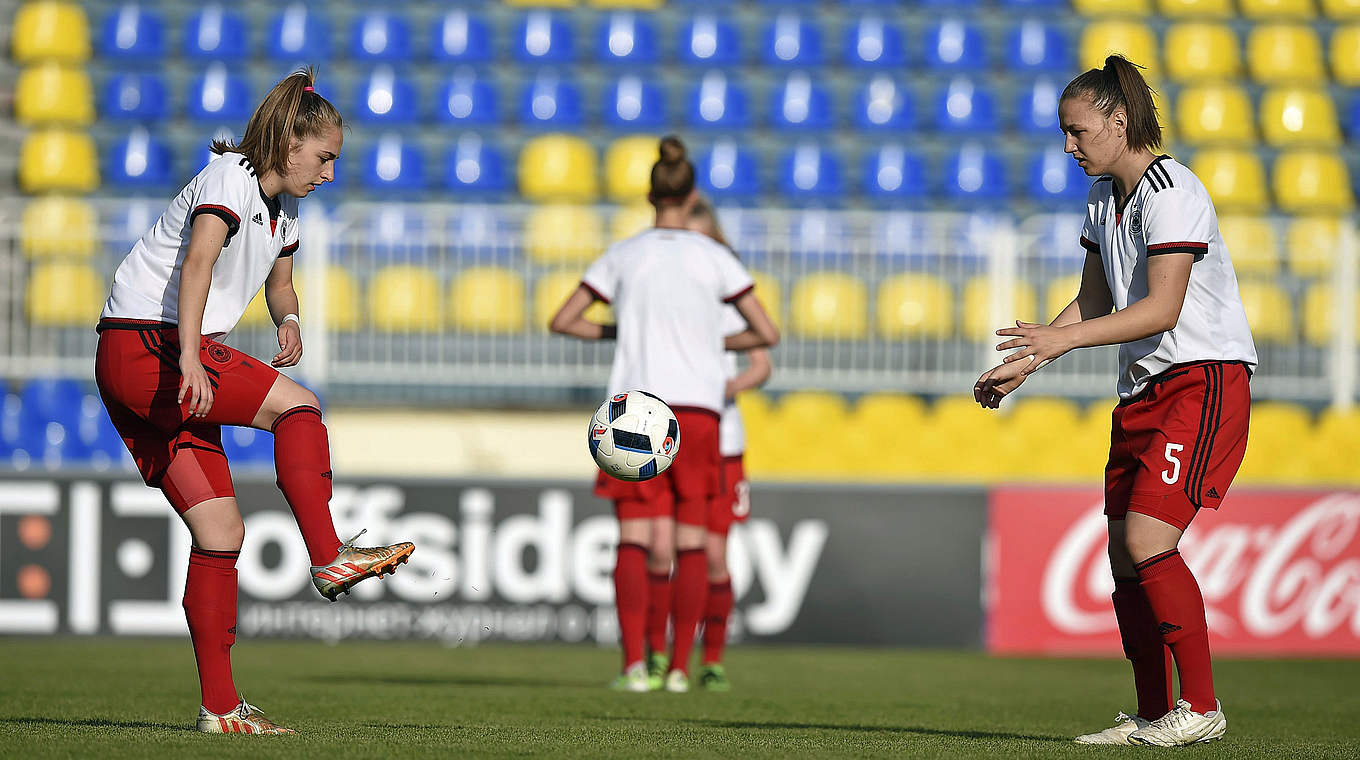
{"left": 1, "top": 639, "right": 1356, "bottom": 759}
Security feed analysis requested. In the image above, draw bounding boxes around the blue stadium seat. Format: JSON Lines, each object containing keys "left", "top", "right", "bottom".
{"left": 943, "top": 144, "right": 1007, "bottom": 203}
{"left": 1029, "top": 146, "right": 1089, "bottom": 204}
{"left": 98, "top": 4, "right": 166, "bottom": 61}
{"left": 519, "top": 71, "right": 584, "bottom": 130}
{"left": 923, "top": 19, "right": 986, "bottom": 71}
{"left": 0, "top": 391, "right": 21, "bottom": 455}
{"left": 1347, "top": 96, "right": 1360, "bottom": 139}
{"left": 863, "top": 144, "right": 927, "bottom": 202}
{"left": 844, "top": 15, "right": 906, "bottom": 68}
{"left": 1008, "top": 20, "right": 1071, "bottom": 73}
{"left": 763, "top": 13, "right": 823, "bottom": 67}
{"left": 779, "top": 143, "right": 843, "bottom": 204}
{"left": 353, "top": 66, "right": 418, "bottom": 124}
{"left": 596, "top": 12, "right": 658, "bottom": 66}
{"left": 363, "top": 133, "right": 425, "bottom": 192}
{"left": 770, "top": 72, "right": 832, "bottom": 131}
{"left": 350, "top": 11, "right": 411, "bottom": 62}
{"left": 183, "top": 6, "right": 248, "bottom": 61}
{"left": 197, "top": 128, "right": 234, "bottom": 172}
{"left": 921, "top": 0, "right": 980, "bottom": 5}
{"left": 105, "top": 128, "right": 174, "bottom": 188}
{"left": 1017, "top": 77, "right": 1061, "bottom": 135}
{"left": 100, "top": 72, "right": 168, "bottom": 121}
{"left": 679, "top": 14, "right": 741, "bottom": 66}
{"left": 19, "top": 378, "right": 85, "bottom": 431}
{"left": 445, "top": 133, "right": 508, "bottom": 195}
{"left": 364, "top": 205, "right": 431, "bottom": 263}
{"left": 436, "top": 69, "right": 498, "bottom": 126}
{"left": 696, "top": 139, "right": 760, "bottom": 201}
{"left": 688, "top": 71, "right": 750, "bottom": 130}
{"left": 515, "top": 11, "right": 574, "bottom": 64}
{"left": 222, "top": 426, "right": 274, "bottom": 468}
{"left": 605, "top": 74, "right": 666, "bottom": 129}
{"left": 74, "top": 396, "right": 133, "bottom": 472}
{"left": 1001, "top": 0, "right": 1065, "bottom": 6}
{"left": 104, "top": 199, "right": 160, "bottom": 255}
{"left": 268, "top": 4, "right": 331, "bottom": 61}
{"left": 14, "top": 420, "right": 91, "bottom": 470}
{"left": 854, "top": 75, "right": 913, "bottom": 131}
{"left": 186, "top": 63, "right": 252, "bottom": 124}
{"left": 432, "top": 9, "right": 491, "bottom": 63}
{"left": 935, "top": 77, "right": 998, "bottom": 133}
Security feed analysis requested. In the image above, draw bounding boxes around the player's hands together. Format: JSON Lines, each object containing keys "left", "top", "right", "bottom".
{"left": 974, "top": 359, "right": 1028, "bottom": 409}
{"left": 995, "top": 320, "right": 1073, "bottom": 376}
{"left": 178, "top": 356, "right": 214, "bottom": 417}
{"left": 273, "top": 320, "right": 302, "bottom": 367}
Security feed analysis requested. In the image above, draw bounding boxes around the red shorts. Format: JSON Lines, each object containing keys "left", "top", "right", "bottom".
{"left": 595, "top": 408, "right": 721, "bottom": 526}
{"left": 94, "top": 319, "right": 280, "bottom": 514}
{"left": 1105, "top": 360, "right": 1251, "bottom": 531}
{"left": 708, "top": 455, "right": 751, "bottom": 535}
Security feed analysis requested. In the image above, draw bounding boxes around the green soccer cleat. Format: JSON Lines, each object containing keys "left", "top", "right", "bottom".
{"left": 646, "top": 653, "right": 669, "bottom": 691}
{"left": 698, "top": 663, "right": 731, "bottom": 692}
{"left": 609, "top": 662, "right": 650, "bottom": 693}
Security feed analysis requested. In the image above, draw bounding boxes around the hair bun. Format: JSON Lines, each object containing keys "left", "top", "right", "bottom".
{"left": 659, "top": 135, "right": 687, "bottom": 165}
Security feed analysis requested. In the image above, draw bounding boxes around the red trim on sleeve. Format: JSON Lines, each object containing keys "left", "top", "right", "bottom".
{"left": 279, "top": 241, "right": 299, "bottom": 258}
{"left": 1080, "top": 236, "right": 1100, "bottom": 253}
{"left": 581, "top": 281, "right": 610, "bottom": 304}
{"left": 192, "top": 204, "right": 241, "bottom": 225}
{"left": 1147, "top": 241, "right": 1208, "bottom": 261}
{"left": 723, "top": 284, "right": 755, "bottom": 303}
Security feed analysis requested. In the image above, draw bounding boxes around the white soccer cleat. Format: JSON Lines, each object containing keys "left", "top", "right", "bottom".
{"left": 1073, "top": 711, "right": 1151, "bottom": 745}
{"left": 609, "top": 662, "right": 651, "bottom": 692}
{"left": 311, "top": 530, "right": 415, "bottom": 602}
{"left": 196, "top": 699, "right": 296, "bottom": 734}
{"left": 1129, "top": 699, "right": 1227, "bottom": 746}
{"left": 664, "top": 669, "right": 690, "bottom": 694}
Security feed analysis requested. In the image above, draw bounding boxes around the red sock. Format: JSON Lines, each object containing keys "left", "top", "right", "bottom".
{"left": 702, "top": 579, "right": 733, "bottom": 665}
{"left": 1137, "top": 549, "right": 1216, "bottom": 714}
{"left": 272, "top": 407, "right": 342, "bottom": 566}
{"left": 668, "top": 548, "right": 707, "bottom": 675}
{"left": 1111, "top": 577, "right": 1173, "bottom": 719}
{"left": 646, "top": 570, "right": 671, "bottom": 657}
{"left": 183, "top": 547, "right": 240, "bottom": 714}
{"left": 614, "top": 543, "right": 648, "bottom": 669}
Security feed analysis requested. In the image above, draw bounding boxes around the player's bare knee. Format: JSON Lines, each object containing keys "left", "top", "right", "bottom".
{"left": 648, "top": 545, "right": 675, "bottom": 569}
{"left": 1123, "top": 527, "right": 1173, "bottom": 566}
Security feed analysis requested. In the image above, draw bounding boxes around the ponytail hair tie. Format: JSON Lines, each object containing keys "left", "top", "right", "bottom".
{"left": 303, "top": 85, "right": 314, "bottom": 92}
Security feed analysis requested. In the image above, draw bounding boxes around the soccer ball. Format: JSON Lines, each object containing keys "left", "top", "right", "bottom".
{"left": 589, "top": 390, "right": 679, "bottom": 482}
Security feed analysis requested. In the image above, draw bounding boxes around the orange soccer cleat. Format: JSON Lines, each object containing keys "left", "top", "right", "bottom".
{"left": 311, "top": 530, "right": 415, "bottom": 602}
{"left": 196, "top": 699, "right": 296, "bottom": 735}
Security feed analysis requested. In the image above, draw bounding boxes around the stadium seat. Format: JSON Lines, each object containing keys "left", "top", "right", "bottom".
{"left": 353, "top": 66, "right": 417, "bottom": 124}
{"left": 518, "top": 135, "right": 598, "bottom": 201}
{"left": 238, "top": 289, "right": 275, "bottom": 329}
{"left": 1333, "top": 25, "right": 1360, "bottom": 86}
{"left": 790, "top": 273, "right": 868, "bottom": 339}
{"left": 1286, "top": 215, "right": 1345, "bottom": 277}
{"left": 533, "top": 270, "right": 614, "bottom": 329}
{"left": 695, "top": 139, "right": 760, "bottom": 201}
{"left": 13, "top": 1, "right": 90, "bottom": 63}
{"left": 770, "top": 72, "right": 833, "bottom": 131}
{"left": 922, "top": 396, "right": 1002, "bottom": 478}
{"left": 21, "top": 197, "right": 98, "bottom": 260}
{"left": 679, "top": 14, "right": 742, "bottom": 65}
{"left": 1313, "top": 406, "right": 1360, "bottom": 481}
{"left": 1323, "top": 0, "right": 1360, "bottom": 17}
{"left": 449, "top": 267, "right": 527, "bottom": 334}
{"left": 688, "top": 71, "right": 750, "bottom": 130}
{"left": 1273, "top": 151, "right": 1356, "bottom": 213}
{"left": 26, "top": 262, "right": 103, "bottom": 326}
{"left": 433, "top": 10, "right": 492, "bottom": 63}
{"left": 854, "top": 75, "right": 913, "bottom": 131}
{"left": 1000, "top": 0, "right": 1066, "bottom": 6}
{"left": 1247, "top": 24, "right": 1325, "bottom": 83}
{"left": 222, "top": 427, "right": 273, "bottom": 468}
{"left": 362, "top": 133, "right": 425, "bottom": 192}
{"left": 1165, "top": 23, "right": 1241, "bottom": 82}
{"left": 604, "top": 136, "right": 658, "bottom": 203}
{"left": 20, "top": 130, "right": 97, "bottom": 193}
{"left": 1236, "top": 402, "right": 1313, "bottom": 482}
{"left": 1237, "top": 280, "right": 1295, "bottom": 343}
{"left": 1029, "top": 147, "right": 1091, "bottom": 204}
{"left": 100, "top": 72, "right": 168, "bottom": 121}
{"left": 268, "top": 4, "right": 331, "bottom": 61}
{"left": 520, "top": 71, "right": 584, "bottom": 130}
{"left": 363, "top": 205, "right": 429, "bottom": 263}
{"left": 445, "top": 133, "right": 508, "bottom": 195}
{"left": 187, "top": 63, "right": 252, "bottom": 124}
{"left": 963, "top": 277, "right": 1039, "bottom": 339}
{"left": 595, "top": 12, "right": 658, "bottom": 66}
{"left": 1043, "top": 274, "right": 1083, "bottom": 320}
{"left": 97, "top": 4, "right": 165, "bottom": 60}
{"left": 16, "top": 63, "right": 92, "bottom": 126}
{"left": 525, "top": 205, "right": 605, "bottom": 265}
{"left": 778, "top": 143, "right": 843, "bottom": 204}
{"left": 588, "top": 0, "right": 665, "bottom": 8}
{"left": 104, "top": 127, "right": 173, "bottom": 189}
{"left": 1217, "top": 215, "right": 1281, "bottom": 276}
{"left": 609, "top": 203, "right": 653, "bottom": 241}
{"left": 506, "top": 0, "right": 574, "bottom": 6}
{"left": 763, "top": 13, "right": 823, "bottom": 67}
{"left": 1080, "top": 21, "right": 1159, "bottom": 75}
{"left": 515, "top": 11, "right": 575, "bottom": 63}
{"left": 876, "top": 274, "right": 953, "bottom": 339}
{"left": 1074, "top": 0, "right": 1151, "bottom": 11}
{"left": 183, "top": 6, "right": 247, "bottom": 60}
{"left": 350, "top": 11, "right": 411, "bottom": 62}
{"left": 605, "top": 74, "right": 666, "bottom": 129}
{"left": 1176, "top": 84, "right": 1256, "bottom": 145}
{"left": 844, "top": 15, "right": 905, "bottom": 68}
{"left": 1240, "top": 0, "right": 1316, "bottom": 18}
{"left": 1260, "top": 87, "right": 1342, "bottom": 146}
{"left": 943, "top": 144, "right": 1007, "bottom": 204}
{"left": 849, "top": 392, "right": 927, "bottom": 470}
{"left": 863, "top": 144, "right": 927, "bottom": 202}
{"left": 748, "top": 271, "right": 783, "bottom": 328}
{"left": 1008, "top": 20, "right": 1072, "bottom": 73}
{"left": 1157, "top": 0, "right": 1233, "bottom": 16}
{"left": 1190, "top": 149, "right": 1269, "bottom": 211}
{"left": 293, "top": 267, "right": 362, "bottom": 332}
{"left": 1016, "top": 77, "right": 1061, "bottom": 134}
{"left": 1301, "top": 281, "right": 1360, "bottom": 346}
{"left": 18, "top": 378, "right": 86, "bottom": 433}
{"left": 766, "top": 390, "right": 855, "bottom": 476}
{"left": 924, "top": 19, "right": 986, "bottom": 71}
{"left": 369, "top": 265, "right": 441, "bottom": 332}
{"left": 935, "top": 77, "right": 997, "bottom": 133}
{"left": 436, "top": 69, "right": 498, "bottom": 125}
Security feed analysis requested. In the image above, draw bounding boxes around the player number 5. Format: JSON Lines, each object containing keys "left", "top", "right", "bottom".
{"left": 1161, "top": 443, "right": 1184, "bottom": 485}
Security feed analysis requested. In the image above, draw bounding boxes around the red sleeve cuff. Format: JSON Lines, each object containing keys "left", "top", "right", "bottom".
{"left": 1079, "top": 236, "right": 1100, "bottom": 253}
{"left": 723, "top": 283, "right": 754, "bottom": 303}
{"left": 581, "top": 281, "right": 610, "bottom": 304}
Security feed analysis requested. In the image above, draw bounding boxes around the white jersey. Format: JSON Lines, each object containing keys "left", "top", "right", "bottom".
{"left": 583, "top": 227, "right": 754, "bottom": 415}
{"left": 719, "top": 306, "right": 747, "bottom": 457}
{"left": 1079, "top": 155, "right": 1257, "bottom": 398}
{"left": 101, "top": 152, "right": 300, "bottom": 338}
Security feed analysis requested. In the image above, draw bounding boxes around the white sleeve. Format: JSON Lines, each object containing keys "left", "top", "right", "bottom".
{"left": 1142, "top": 188, "right": 1212, "bottom": 262}
{"left": 1080, "top": 184, "right": 1103, "bottom": 255}
{"left": 188, "top": 159, "right": 252, "bottom": 244}
{"left": 581, "top": 247, "right": 617, "bottom": 303}
{"left": 721, "top": 304, "right": 747, "bottom": 337}
{"left": 714, "top": 246, "right": 755, "bottom": 303}
{"left": 280, "top": 199, "right": 300, "bottom": 258}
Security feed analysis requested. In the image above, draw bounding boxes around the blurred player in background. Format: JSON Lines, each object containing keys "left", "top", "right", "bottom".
{"left": 974, "top": 56, "right": 1255, "bottom": 747}
{"left": 94, "top": 69, "right": 415, "bottom": 734}
{"left": 550, "top": 136, "right": 779, "bottom": 692}
{"left": 684, "top": 198, "right": 772, "bottom": 691}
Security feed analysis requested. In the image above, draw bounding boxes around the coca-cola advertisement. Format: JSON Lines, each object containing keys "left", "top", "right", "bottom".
{"left": 986, "top": 487, "right": 1360, "bottom": 656}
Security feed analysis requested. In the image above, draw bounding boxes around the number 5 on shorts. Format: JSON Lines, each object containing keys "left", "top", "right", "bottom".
{"left": 1161, "top": 442, "right": 1184, "bottom": 485}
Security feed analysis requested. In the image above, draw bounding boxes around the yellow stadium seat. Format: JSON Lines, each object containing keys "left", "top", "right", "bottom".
{"left": 21, "top": 196, "right": 97, "bottom": 259}
{"left": 1240, "top": 0, "right": 1316, "bottom": 18}
{"left": 15, "top": 63, "right": 93, "bottom": 126}
{"left": 1157, "top": 0, "right": 1233, "bottom": 17}
{"left": 12, "top": 2, "right": 90, "bottom": 63}
{"left": 239, "top": 289, "right": 274, "bottom": 329}
{"left": 1080, "top": 21, "right": 1160, "bottom": 75}
{"left": 1247, "top": 24, "right": 1326, "bottom": 83}
{"left": 768, "top": 391, "right": 854, "bottom": 476}
{"left": 1217, "top": 216, "right": 1280, "bottom": 275}
{"left": 524, "top": 204, "right": 605, "bottom": 266}
{"left": 518, "top": 135, "right": 598, "bottom": 202}
{"left": 921, "top": 396, "right": 1002, "bottom": 479}
{"left": 587, "top": 0, "right": 664, "bottom": 7}
{"left": 1331, "top": 25, "right": 1360, "bottom": 86}
{"left": 1273, "top": 151, "right": 1356, "bottom": 213}
{"left": 1323, "top": 0, "right": 1360, "bottom": 18}
{"left": 242, "top": 268, "right": 364, "bottom": 331}
{"left": 603, "top": 136, "right": 658, "bottom": 203}
{"left": 1286, "top": 215, "right": 1345, "bottom": 277}
{"left": 1313, "top": 407, "right": 1360, "bottom": 482}
{"left": 369, "top": 266, "right": 441, "bottom": 332}
{"left": 19, "top": 130, "right": 98, "bottom": 193}
{"left": 25, "top": 261, "right": 103, "bottom": 326}
{"left": 1236, "top": 280, "right": 1295, "bottom": 344}
{"left": 449, "top": 267, "right": 527, "bottom": 334}
{"left": 1259, "top": 88, "right": 1341, "bottom": 147}
{"left": 532, "top": 270, "right": 613, "bottom": 330}
{"left": 1237, "top": 401, "right": 1314, "bottom": 483}
{"left": 1301, "top": 282, "right": 1360, "bottom": 345}
{"left": 1190, "top": 149, "right": 1269, "bottom": 211}
{"left": 1043, "top": 274, "right": 1084, "bottom": 320}
{"left": 1176, "top": 84, "right": 1255, "bottom": 145}
{"left": 749, "top": 271, "right": 783, "bottom": 329}
{"left": 610, "top": 203, "right": 653, "bottom": 241}
{"left": 849, "top": 392, "right": 928, "bottom": 478}
{"left": 875, "top": 274, "right": 954, "bottom": 339}
{"left": 1165, "top": 24, "right": 1241, "bottom": 82}
{"left": 1074, "top": 0, "right": 1151, "bottom": 13}
{"left": 790, "top": 273, "right": 868, "bottom": 339}
{"left": 997, "top": 397, "right": 1086, "bottom": 480}
{"left": 962, "top": 277, "right": 1039, "bottom": 340}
